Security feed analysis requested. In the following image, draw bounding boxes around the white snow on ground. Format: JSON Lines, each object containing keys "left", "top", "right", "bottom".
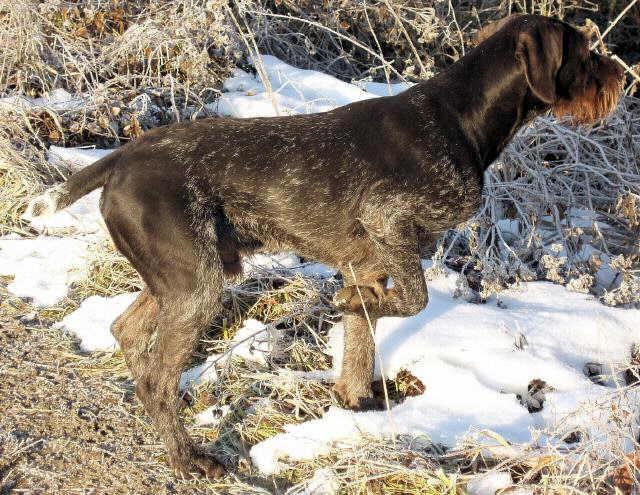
{"left": 55, "top": 292, "right": 139, "bottom": 351}
{"left": 244, "top": 252, "right": 336, "bottom": 279}
{"left": 212, "top": 55, "right": 410, "bottom": 118}
{"left": 193, "top": 405, "right": 232, "bottom": 427}
{"left": 0, "top": 88, "right": 86, "bottom": 113}
{"left": 47, "top": 146, "right": 114, "bottom": 173}
{"left": 0, "top": 236, "right": 89, "bottom": 307}
{"left": 249, "top": 270, "right": 640, "bottom": 475}
{"left": 466, "top": 472, "right": 514, "bottom": 495}
{"left": 229, "top": 318, "right": 284, "bottom": 365}
{"left": 292, "top": 468, "right": 340, "bottom": 495}
{"left": 25, "top": 189, "right": 106, "bottom": 236}
{"left": 179, "top": 354, "right": 220, "bottom": 390}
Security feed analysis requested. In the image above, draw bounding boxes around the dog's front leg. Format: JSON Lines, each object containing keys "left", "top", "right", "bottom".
{"left": 332, "top": 226, "right": 427, "bottom": 410}
{"left": 333, "top": 312, "right": 379, "bottom": 410}
{"left": 334, "top": 233, "right": 428, "bottom": 318}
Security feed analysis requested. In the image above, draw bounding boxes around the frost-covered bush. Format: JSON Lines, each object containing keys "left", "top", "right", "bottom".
{"left": 436, "top": 100, "right": 640, "bottom": 306}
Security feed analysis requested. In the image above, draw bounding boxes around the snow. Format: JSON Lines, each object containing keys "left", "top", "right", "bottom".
{"left": 228, "top": 318, "right": 284, "bottom": 365}
{"left": 48, "top": 146, "right": 114, "bottom": 173}
{"left": 249, "top": 270, "right": 640, "bottom": 475}
{"left": 466, "top": 472, "right": 514, "bottom": 495}
{"left": 55, "top": 292, "right": 138, "bottom": 351}
{"left": 193, "top": 405, "right": 231, "bottom": 427}
{"left": 0, "top": 89, "right": 86, "bottom": 113}
{"left": 179, "top": 355, "right": 220, "bottom": 390}
{"left": 244, "top": 252, "right": 336, "bottom": 278}
{"left": 0, "top": 236, "right": 89, "bottom": 307}
{"left": 25, "top": 189, "right": 106, "bottom": 236}
{"left": 212, "top": 55, "right": 410, "bottom": 118}
{"left": 292, "top": 468, "right": 340, "bottom": 495}
{"left": 244, "top": 252, "right": 303, "bottom": 273}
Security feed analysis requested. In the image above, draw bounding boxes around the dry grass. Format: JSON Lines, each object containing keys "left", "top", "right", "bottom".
{"left": 72, "top": 240, "right": 144, "bottom": 299}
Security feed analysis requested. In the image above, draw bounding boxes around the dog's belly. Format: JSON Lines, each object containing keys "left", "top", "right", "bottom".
{"left": 228, "top": 214, "right": 363, "bottom": 267}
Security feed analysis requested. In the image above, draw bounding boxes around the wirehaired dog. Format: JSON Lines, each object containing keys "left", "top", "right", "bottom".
{"left": 26, "top": 14, "right": 623, "bottom": 477}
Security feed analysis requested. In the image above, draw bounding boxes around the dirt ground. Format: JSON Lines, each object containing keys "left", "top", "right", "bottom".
{"left": 0, "top": 297, "right": 277, "bottom": 495}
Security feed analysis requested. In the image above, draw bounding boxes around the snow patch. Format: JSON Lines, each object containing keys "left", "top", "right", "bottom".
{"left": 229, "top": 318, "right": 284, "bottom": 365}
{"left": 20, "top": 147, "right": 114, "bottom": 237}
{"left": 250, "top": 271, "right": 640, "bottom": 474}
{"left": 47, "top": 146, "right": 114, "bottom": 173}
{"left": 244, "top": 252, "right": 335, "bottom": 278}
{"left": 292, "top": 468, "right": 340, "bottom": 495}
{"left": 0, "top": 89, "right": 86, "bottom": 113}
{"left": 193, "top": 405, "right": 232, "bottom": 427}
{"left": 0, "top": 236, "right": 89, "bottom": 307}
{"left": 466, "top": 472, "right": 514, "bottom": 495}
{"left": 212, "top": 55, "right": 410, "bottom": 118}
{"left": 55, "top": 292, "right": 138, "bottom": 351}
{"left": 26, "top": 189, "right": 106, "bottom": 237}
{"left": 180, "top": 355, "right": 220, "bottom": 390}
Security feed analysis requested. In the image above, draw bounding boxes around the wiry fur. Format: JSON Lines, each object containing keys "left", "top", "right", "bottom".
{"left": 553, "top": 60, "right": 624, "bottom": 124}
{"left": 28, "top": 14, "right": 623, "bottom": 478}
{"left": 22, "top": 184, "right": 69, "bottom": 220}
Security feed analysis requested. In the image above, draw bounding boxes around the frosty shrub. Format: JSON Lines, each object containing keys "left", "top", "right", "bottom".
{"left": 436, "top": 101, "right": 640, "bottom": 306}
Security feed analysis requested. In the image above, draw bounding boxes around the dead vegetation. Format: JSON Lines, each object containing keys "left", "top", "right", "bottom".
{"left": 2, "top": 0, "right": 640, "bottom": 494}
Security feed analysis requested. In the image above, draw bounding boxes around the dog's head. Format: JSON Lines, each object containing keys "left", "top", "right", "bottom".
{"left": 478, "top": 15, "right": 624, "bottom": 125}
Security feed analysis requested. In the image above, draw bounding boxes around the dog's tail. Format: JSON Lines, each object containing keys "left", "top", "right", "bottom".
{"left": 23, "top": 149, "right": 121, "bottom": 219}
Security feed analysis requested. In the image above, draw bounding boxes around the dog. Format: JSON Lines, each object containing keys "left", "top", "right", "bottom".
{"left": 26, "top": 14, "right": 623, "bottom": 478}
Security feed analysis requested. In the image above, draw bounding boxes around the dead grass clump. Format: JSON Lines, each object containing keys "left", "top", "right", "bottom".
{"left": 282, "top": 436, "right": 457, "bottom": 495}
{"left": 0, "top": 0, "right": 236, "bottom": 166}
{"left": 0, "top": 112, "right": 62, "bottom": 234}
{"left": 372, "top": 368, "right": 426, "bottom": 405}
{"left": 2, "top": 1, "right": 235, "bottom": 98}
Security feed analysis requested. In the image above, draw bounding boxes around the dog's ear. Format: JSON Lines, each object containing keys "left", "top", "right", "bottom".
{"left": 474, "top": 14, "right": 522, "bottom": 45}
{"left": 515, "top": 23, "right": 563, "bottom": 104}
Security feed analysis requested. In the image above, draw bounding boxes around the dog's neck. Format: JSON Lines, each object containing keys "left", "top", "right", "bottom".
{"left": 412, "top": 34, "right": 550, "bottom": 170}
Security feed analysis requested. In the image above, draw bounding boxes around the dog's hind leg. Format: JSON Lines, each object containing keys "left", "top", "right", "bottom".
{"left": 135, "top": 254, "right": 225, "bottom": 479}
{"left": 110, "top": 288, "right": 158, "bottom": 380}
{"left": 101, "top": 180, "right": 225, "bottom": 478}
{"left": 333, "top": 313, "right": 377, "bottom": 409}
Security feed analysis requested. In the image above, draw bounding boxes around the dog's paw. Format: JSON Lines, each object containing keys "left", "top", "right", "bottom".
{"left": 169, "top": 449, "right": 225, "bottom": 480}
{"left": 332, "top": 379, "right": 380, "bottom": 411}
{"left": 333, "top": 285, "right": 379, "bottom": 314}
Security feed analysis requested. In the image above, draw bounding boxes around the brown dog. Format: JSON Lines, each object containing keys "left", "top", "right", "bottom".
{"left": 27, "top": 14, "right": 623, "bottom": 477}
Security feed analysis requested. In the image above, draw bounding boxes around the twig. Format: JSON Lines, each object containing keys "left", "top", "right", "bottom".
{"left": 591, "top": 0, "right": 639, "bottom": 50}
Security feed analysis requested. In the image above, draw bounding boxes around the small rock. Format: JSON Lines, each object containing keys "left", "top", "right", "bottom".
{"left": 517, "top": 379, "right": 554, "bottom": 413}
{"left": 584, "top": 362, "right": 607, "bottom": 386}
{"left": 624, "top": 343, "right": 640, "bottom": 386}
{"left": 18, "top": 312, "right": 38, "bottom": 325}
{"left": 562, "top": 430, "right": 583, "bottom": 444}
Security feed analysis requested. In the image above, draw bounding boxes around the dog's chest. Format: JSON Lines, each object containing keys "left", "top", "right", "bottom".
{"left": 413, "top": 166, "right": 483, "bottom": 233}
